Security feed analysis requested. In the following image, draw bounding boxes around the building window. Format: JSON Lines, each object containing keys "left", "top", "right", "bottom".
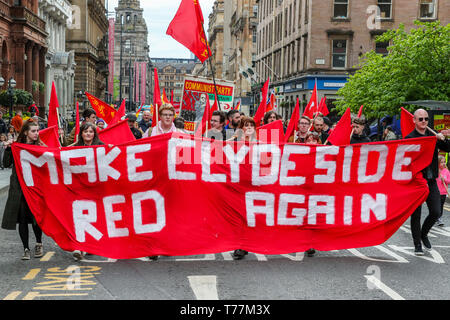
{"left": 253, "top": 29, "right": 257, "bottom": 43}
{"left": 333, "top": 0, "right": 348, "bottom": 19}
{"left": 332, "top": 39, "right": 347, "bottom": 69}
{"left": 375, "top": 41, "right": 389, "bottom": 56}
{"left": 378, "top": 0, "right": 392, "bottom": 19}
{"left": 419, "top": 0, "right": 436, "bottom": 19}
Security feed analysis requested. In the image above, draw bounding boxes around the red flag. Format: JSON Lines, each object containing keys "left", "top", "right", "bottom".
{"left": 110, "top": 99, "right": 126, "bottom": 125}
{"left": 85, "top": 92, "right": 117, "bottom": 124}
{"left": 39, "top": 125, "right": 61, "bottom": 148}
{"left": 195, "top": 94, "right": 211, "bottom": 136}
{"left": 401, "top": 107, "right": 415, "bottom": 138}
{"left": 253, "top": 77, "right": 270, "bottom": 128}
{"left": 257, "top": 120, "right": 285, "bottom": 145}
{"left": 75, "top": 102, "right": 80, "bottom": 139}
{"left": 210, "top": 93, "right": 218, "bottom": 114}
{"left": 285, "top": 98, "right": 301, "bottom": 142}
{"left": 152, "top": 68, "right": 162, "bottom": 128}
{"left": 162, "top": 89, "right": 169, "bottom": 104}
{"left": 48, "top": 82, "right": 59, "bottom": 129}
{"left": 303, "top": 82, "right": 318, "bottom": 118}
{"left": 166, "top": 0, "right": 212, "bottom": 63}
{"left": 319, "top": 97, "right": 329, "bottom": 117}
{"left": 98, "top": 120, "right": 136, "bottom": 145}
{"left": 357, "top": 105, "right": 364, "bottom": 118}
{"left": 170, "top": 90, "right": 174, "bottom": 104}
{"left": 327, "top": 108, "right": 352, "bottom": 146}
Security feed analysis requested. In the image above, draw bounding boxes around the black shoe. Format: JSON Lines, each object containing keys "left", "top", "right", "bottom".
{"left": 148, "top": 256, "right": 159, "bottom": 261}
{"left": 306, "top": 249, "right": 316, "bottom": 257}
{"left": 232, "top": 249, "right": 248, "bottom": 260}
{"left": 414, "top": 245, "right": 424, "bottom": 256}
{"left": 421, "top": 236, "right": 432, "bottom": 251}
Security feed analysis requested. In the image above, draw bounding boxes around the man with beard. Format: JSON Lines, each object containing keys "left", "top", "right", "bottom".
{"left": 225, "top": 110, "right": 241, "bottom": 140}
{"left": 313, "top": 116, "right": 329, "bottom": 144}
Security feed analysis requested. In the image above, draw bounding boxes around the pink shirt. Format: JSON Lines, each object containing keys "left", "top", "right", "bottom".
{"left": 436, "top": 168, "right": 450, "bottom": 195}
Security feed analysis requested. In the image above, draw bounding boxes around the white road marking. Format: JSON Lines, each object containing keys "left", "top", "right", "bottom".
{"left": 188, "top": 275, "right": 219, "bottom": 300}
{"left": 176, "top": 254, "right": 215, "bottom": 261}
{"left": 364, "top": 275, "right": 405, "bottom": 300}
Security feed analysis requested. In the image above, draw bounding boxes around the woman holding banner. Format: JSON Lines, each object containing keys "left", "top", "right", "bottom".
{"left": 436, "top": 155, "right": 450, "bottom": 227}
{"left": 1, "top": 120, "right": 46, "bottom": 260}
{"left": 72, "top": 122, "right": 105, "bottom": 147}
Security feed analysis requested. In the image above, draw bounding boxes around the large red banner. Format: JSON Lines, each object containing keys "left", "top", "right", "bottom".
{"left": 12, "top": 135, "right": 436, "bottom": 259}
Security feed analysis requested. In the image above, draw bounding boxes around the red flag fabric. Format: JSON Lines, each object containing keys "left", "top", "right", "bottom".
{"left": 195, "top": 94, "right": 211, "bottom": 136}
{"left": 266, "top": 92, "right": 276, "bottom": 112}
{"left": 327, "top": 108, "right": 352, "bottom": 146}
{"left": 285, "top": 98, "right": 300, "bottom": 142}
{"left": 48, "top": 82, "right": 59, "bottom": 129}
{"left": 170, "top": 90, "right": 174, "bottom": 104}
{"left": 257, "top": 119, "right": 285, "bottom": 144}
{"left": 401, "top": 107, "right": 416, "bottom": 138}
{"left": 110, "top": 100, "right": 126, "bottom": 126}
{"left": 166, "top": 0, "right": 212, "bottom": 63}
{"left": 12, "top": 135, "right": 436, "bottom": 259}
{"left": 303, "top": 82, "right": 318, "bottom": 118}
{"left": 39, "top": 125, "right": 60, "bottom": 148}
{"left": 162, "top": 89, "right": 169, "bottom": 104}
{"left": 85, "top": 92, "right": 117, "bottom": 124}
{"left": 357, "top": 105, "right": 364, "bottom": 118}
{"left": 319, "top": 97, "right": 329, "bottom": 117}
{"left": 98, "top": 119, "right": 136, "bottom": 145}
{"left": 152, "top": 68, "right": 162, "bottom": 128}
{"left": 210, "top": 93, "right": 218, "bottom": 114}
{"left": 75, "top": 102, "right": 80, "bottom": 139}
{"left": 253, "top": 77, "right": 270, "bottom": 127}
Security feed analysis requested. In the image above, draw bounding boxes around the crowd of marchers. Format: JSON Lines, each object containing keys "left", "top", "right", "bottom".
{"left": 1, "top": 103, "right": 449, "bottom": 261}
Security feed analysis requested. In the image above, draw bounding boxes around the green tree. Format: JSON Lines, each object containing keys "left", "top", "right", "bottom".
{"left": 334, "top": 21, "right": 450, "bottom": 118}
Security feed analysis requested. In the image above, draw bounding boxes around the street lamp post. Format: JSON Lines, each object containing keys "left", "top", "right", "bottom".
{"left": 7, "top": 78, "right": 16, "bottom": 125}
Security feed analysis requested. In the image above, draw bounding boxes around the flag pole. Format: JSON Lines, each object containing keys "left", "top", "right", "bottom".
{"left": 200, "top": 24, "right": 222, "bottom": 112}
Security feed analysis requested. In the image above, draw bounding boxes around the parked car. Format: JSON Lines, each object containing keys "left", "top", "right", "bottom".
{"left": 369, "top": 115, "right": 402, "bottom": 141}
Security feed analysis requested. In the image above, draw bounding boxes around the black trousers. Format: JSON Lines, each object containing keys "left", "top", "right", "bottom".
{"left": 439, "top": 194, "right": 446, "bottom": 220}
{"left": 411, "top": 179, "right": 441, "bottom": 247}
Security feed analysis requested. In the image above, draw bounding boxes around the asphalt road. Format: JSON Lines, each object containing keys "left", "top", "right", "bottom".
{"left": 1, "top": 188, "right": 450, "bottom": 303}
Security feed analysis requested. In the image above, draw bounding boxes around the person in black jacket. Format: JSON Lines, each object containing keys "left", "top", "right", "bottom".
{"left": 405, "top": 109, "right": 450, "bottom": 255}
{"left": 350, "top": 117, "right": 371, "bottom": 144}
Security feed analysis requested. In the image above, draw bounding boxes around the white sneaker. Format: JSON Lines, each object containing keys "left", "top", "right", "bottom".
{"left": 73, "top": 250, "right": 83, "bottom": 261}
{"left": 22, "top": 249, "right": 31, "bottom": 260}
{"left": 34, "top": 243, "right": 44, "bottom": 258}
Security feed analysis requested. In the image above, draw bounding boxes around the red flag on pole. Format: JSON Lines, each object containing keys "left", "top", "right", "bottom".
{"left": 210, "top": 93, "right": 218, "bottom": 114}
{"left": 170, "top": 90, "right": 174, "bottom": 104}
{"left": 110, "top": 99, "right": 126, "bottom": 126}
{"left": 162, "top": 89, "right": 169, "bottom": 104}
{"left": 98, "top": 120, "right": 136, "bottom": 145}
{"left": 303, "top": 82, "right": 318, "bottom": 118}
{"left": 75, "top": 101, "right": 80, "bottom": 138}
{"left": 401, "top": 107, "right": 415, "bottom": 137}
{"left": 253, "top": 77, "right": 270, "bottom": 128}
{"left": 319, "top": 97, "right": 329, "bottom": 117}
{"left": 285, "top": 98, "right": 300, "bottom": 142}
{"left": 166, "top": 0, "right": 212, "bottom": 63}
{"left": 85, "top": 92, "right": 117, "bottom": 124}
{"left": 48, "top": 82, "right": 59, "bottom": 129}
{"left": 39, "top": 125, "right": 61, "bottom": 148}
{"left": 327, "top": 108, "right": 352, "bottom": 146}
{"left": 195, "top": 94, "right": 211, "bottom": 137}
{"left": 257, "top": 120, "right": 285, "bottom": 145}
{"left": 357, "top": 105, "right": 364, "bottom": 118}
{"left": 152, "top": 68, "right": 162, "bottom": 128}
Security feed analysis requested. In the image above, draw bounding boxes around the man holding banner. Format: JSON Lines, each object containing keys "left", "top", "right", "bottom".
{"left": 405, "top": 109, "right": 450, "bottom": 255}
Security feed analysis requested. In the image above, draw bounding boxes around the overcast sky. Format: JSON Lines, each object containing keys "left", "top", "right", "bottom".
{"left": 107, "top": 0, "right": 216, "bottom": 59}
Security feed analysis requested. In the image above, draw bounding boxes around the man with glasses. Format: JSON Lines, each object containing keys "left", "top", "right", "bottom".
{"left": 288, "top": 116, "right": 311, "bottom": 143}
{"left": 207, "top": 110, "right": 226, "bottom": 140}
{"left": 405, "top": 109, "right": 450, "bottom": 255}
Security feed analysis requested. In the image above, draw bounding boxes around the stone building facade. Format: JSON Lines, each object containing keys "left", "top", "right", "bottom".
{"left": 0, "top": 0, "right": 48, "bottom": 114}
{"left": 255, "top": 0, "right": 450, "bottom": 120}
{"left": 66, "top": 0, "right": 109, "bottom": 109}
{"left": 38, "top": 0, "right": 75, "bottom": 118}
{"left": 113, "top": 0, "right": 150, "bottom": 110}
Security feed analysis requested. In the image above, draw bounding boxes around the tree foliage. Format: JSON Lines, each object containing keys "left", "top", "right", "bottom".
{"left": 334, "top": 21, "right": 450, "bottom": 118}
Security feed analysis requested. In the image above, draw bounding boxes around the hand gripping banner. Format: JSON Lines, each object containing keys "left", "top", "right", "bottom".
{"left": 12, "top": 134, "right": 436, "bottom": 259}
